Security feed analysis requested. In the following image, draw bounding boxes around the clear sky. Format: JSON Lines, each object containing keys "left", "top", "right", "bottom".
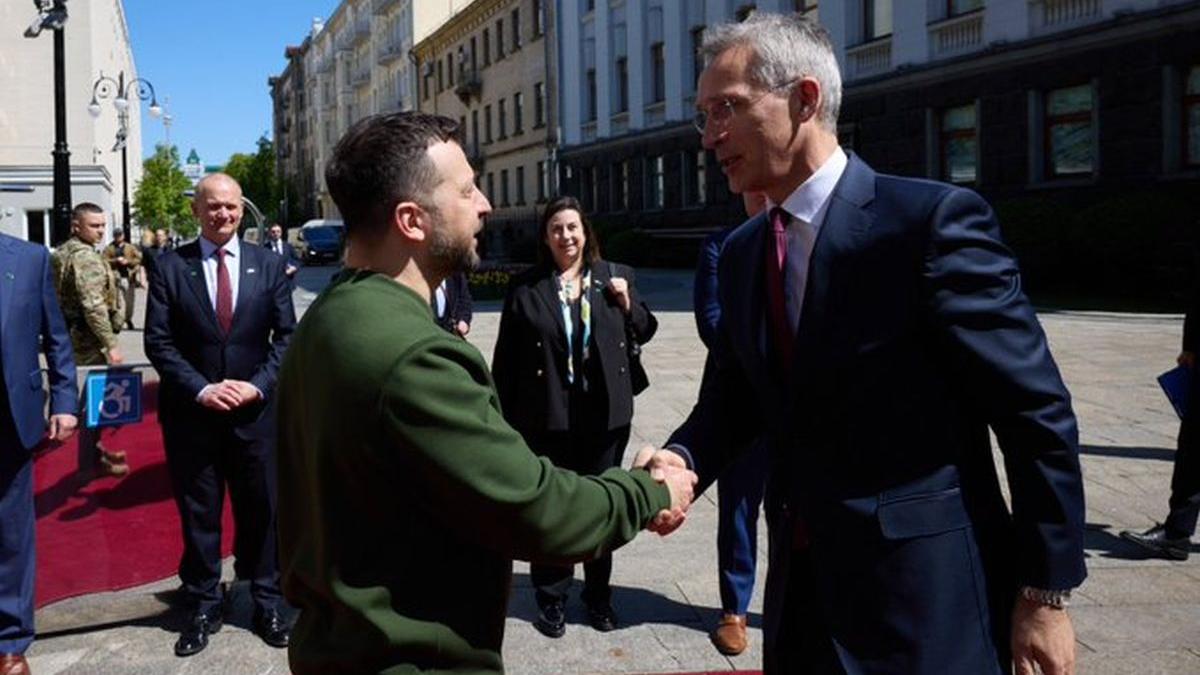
{"left": 125, "top": 0, "right": 340, "bottom": 167}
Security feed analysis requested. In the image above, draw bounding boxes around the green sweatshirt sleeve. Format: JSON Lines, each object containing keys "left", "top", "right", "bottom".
{"left": 378, "top": 335, "right": 671, "bottom": 566}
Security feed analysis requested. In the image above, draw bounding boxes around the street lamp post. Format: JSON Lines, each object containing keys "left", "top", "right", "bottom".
{"left": 88, "top": 71, "right": 162, "bottom": 241}
{"left": 23, "top": 0, "right": 71, "bottom": 245}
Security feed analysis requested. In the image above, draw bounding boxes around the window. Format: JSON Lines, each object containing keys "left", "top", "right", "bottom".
{"left": 615, "top": 57, "right": 629, "bottom": 113}
{"left": 691, "top": 27, "right": 705, "bottom": 86}
{"left": 864, "top": 0, "right": 893, "bottom": 40}
{"left": 650, "top": 43, "right": 665, "bottom": 103}
{"left": 423, "top": 70, "right": 431, "bottom": 100}
{"left": 512, "top": 8, "right": 521, "bottom": 49}
{"left": 534, "top": 82, "right": 546, "bottom": 127}
{"left": 437, "top": 60, "right": 444, "bottom": 91}
{"left": 516, "top": 166, "right": 526, "bottom": 204}
{"left": 688, "top": 150, "right": 707, "bottom": 205}
{"left": 646, "top": 156, "right": 664, "bottom": 209}
{"left": 26, "top": 209, "right": 47, "bottom": 245}
{"left": 496, "top": 19, "right": 505, "bottom": 59}
{"left": 501, "top": 169, "right": 510, "bottom": 206}
{"left": 514, "top": 92, "right": 524, "bottom": 133}
{"left": 940, "top": 104, "right": 977, "bottom": 184}
{"left": 794, "top": 0, "right": 818, "bottom": 11}
{"left": 499, "top": 99, "right": 508, "bottom": 138}
{"left": 470, "top": 36, "right": 478, "bottom": 71}
{"left": 447, "top": 53, "right": 454, "bottom": 86}
{"left": 485, "top": 104, "right": 493, "bottom": 143}
{"left": 483, "top": 28, "right": 491, "bottom": 66}
{"left": 586, "top": 68, "right": 597, "bottom": 121}
{"left": 948, "top": 0, "right": 983, "bottom": 17}
{"left": 533, "top": 0, "right": 545, "bottom": 38}
{"left": 1186, "top": 65, "right": 1200, "bottom": 167}
{"left": 537, "top": 161, "right": 548, "bottom": 201}
{"left": 584, "top": 0, "right": 595, "bottom": 12}
{"left": 613, "top": 161, "right": 629, "bottom": 210}
{"left": 471, "top": 110, "right": 480, "bottom": 150}
{"left": 487, "top": 172, "right": 495, "bottom": 202}
{"left": 1045, "top": 84, "right": 1094, "bottom": 177}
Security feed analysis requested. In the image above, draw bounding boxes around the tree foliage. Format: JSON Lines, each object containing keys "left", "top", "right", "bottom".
{"left": 223, "top": 135, "right": 281, "bottom": 225}
{"left": 133, "top": 144, "right": 195, "bottom": 237}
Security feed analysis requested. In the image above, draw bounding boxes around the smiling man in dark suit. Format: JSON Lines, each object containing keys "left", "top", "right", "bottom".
{"left": 144, "top": 173, "right": 296, "bottom": 657}
{"left": 0, "top": 233, "right": 78, "bottom": 675}
{"left": 637, "top": 13, "right": 1086, "bottom": 675}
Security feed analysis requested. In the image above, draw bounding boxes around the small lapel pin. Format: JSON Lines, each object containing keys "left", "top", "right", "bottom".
{"left": 189, "top": 270, "right": 198, "bottom": 277}
{"left": 246, "top": 268, "right": 257, "bottom": 274}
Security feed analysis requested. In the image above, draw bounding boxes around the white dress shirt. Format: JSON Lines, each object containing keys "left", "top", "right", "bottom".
{"left": 198, "top": 234, "right": 241, "bottom": 312}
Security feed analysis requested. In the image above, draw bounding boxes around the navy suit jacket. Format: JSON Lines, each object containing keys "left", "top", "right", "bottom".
{"left": 144, "top": 239, "right": 295, "bottom": 437}
{"left": 434, "top": 271, "right": 473, "bottom": 334}
{"left": 669, "top": 155, "right": 1086, "bottom": 673}
{"left": 0, "top": 234, "right": 77, "bottom": 450}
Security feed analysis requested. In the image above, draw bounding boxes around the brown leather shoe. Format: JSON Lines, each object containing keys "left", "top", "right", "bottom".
{"left": 0, "top": 653, "right": 30, "bottom": 675}
{"left": 98, "top": 444, "right": 127, "bottom": 463}
{"left": 711, "top": 613, "right": 748, "bottom": 655}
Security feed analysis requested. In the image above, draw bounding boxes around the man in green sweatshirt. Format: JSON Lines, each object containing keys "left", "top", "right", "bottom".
{"left": 275, "top": 111, "right": 696, "bottom": 674}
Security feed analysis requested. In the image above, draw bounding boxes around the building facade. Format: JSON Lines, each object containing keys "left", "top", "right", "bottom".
{"left": 413, "top": 0, "right": 557, "bottom": 259}
{"left": 271, "top": 0, "right": 458, "bottom": 221}
{"left": 555, "top": 0, "right": 1200, "bottom": 294}
{"left": 0, "top": 0, "right": 146, "bottom": 246}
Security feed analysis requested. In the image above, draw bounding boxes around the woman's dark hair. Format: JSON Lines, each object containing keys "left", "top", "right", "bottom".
{"left": 538, "top": 195, "right": 601, "bottom": 269}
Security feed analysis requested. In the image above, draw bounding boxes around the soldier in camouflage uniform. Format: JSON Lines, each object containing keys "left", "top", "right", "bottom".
{"left": 103, "top": 227, "right": 142, "bottom": 330}
{"left": 51, "top": 203, "right": 130, "bottom": 479}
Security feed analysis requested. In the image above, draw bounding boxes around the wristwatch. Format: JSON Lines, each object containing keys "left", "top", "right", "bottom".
{"left": 1020, "top": 586, "right": 1072, "bottom": 609}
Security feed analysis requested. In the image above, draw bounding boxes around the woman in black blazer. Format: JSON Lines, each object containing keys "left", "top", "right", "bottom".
{"left": 492, "top": 196, "right": 657, "bottom": 639}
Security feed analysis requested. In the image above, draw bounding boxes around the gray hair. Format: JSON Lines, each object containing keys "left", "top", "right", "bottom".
{"left": 701, "top": 13, "right": 842, "bottom": 132}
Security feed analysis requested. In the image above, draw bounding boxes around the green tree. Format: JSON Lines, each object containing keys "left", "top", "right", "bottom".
{"left": 223, "top": 135, "right": 280, "bottom": 224}
{"left": 133, "top": 144, "right": 194, "bottom": 237}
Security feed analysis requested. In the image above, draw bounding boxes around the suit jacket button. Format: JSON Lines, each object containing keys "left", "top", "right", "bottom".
{"left": 619, "top": 366, "right": 626, "bottom": 374}
{"left": 536, "top": 340, "right": 542, "bottom": 348}
{"left": 618, "top": 341, "right": 625, "bottom": 349}
{"left": 536, "top": 369, "right": 543, "bottom": 377}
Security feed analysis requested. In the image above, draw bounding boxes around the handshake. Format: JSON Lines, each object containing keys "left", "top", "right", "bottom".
{"left": 631, "top": 446, "right": 696, "bottom": 537}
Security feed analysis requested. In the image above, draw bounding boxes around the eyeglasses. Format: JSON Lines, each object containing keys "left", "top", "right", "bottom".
{"left": 692, "top": 79, "right": 799, "bottom": 134}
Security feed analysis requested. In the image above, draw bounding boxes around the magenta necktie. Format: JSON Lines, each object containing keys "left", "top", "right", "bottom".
{"left": 765, "top": 207, "right": 793, "bottom": 371}
{"left": 215, "top": 248, "right": 233, "bottom": 335}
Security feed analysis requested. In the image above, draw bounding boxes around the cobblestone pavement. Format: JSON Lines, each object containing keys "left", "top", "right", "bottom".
{"left": 27, "top": 266, "right": 1200, "bottom": 674}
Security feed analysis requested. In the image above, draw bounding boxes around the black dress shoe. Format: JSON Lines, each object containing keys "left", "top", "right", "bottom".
{"left": 1121, "top": 524, "right": 1191, "bottom": 560}
{"left": 174, "top": 610, "right": 222, "bottom": 657}
{"left": 253, "top": 607, "right": 291, "bottom": 648}
{"left": 586, "top": 603, "right": 618, "bottom": 632}
{"left": 533, "top": 602, "right": 566, "bottom": 638}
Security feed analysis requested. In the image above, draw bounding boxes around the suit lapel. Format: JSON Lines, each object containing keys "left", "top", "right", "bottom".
{"left": 181, "top": 243, "right": 221, "bottom": 333}
{"left": 0, "top": 237, "right": 15, "bottom": 336}
{"left": 231, "top": 244, "right": 260, "bottom": 329}
{"left": 532, "top": 270, "right": 568, "bottom": 351}
{"left": 792, "top": 154, "right": 876, "bottom": 381}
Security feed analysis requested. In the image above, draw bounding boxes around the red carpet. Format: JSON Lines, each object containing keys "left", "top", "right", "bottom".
{"left": 33, "top": 381, "right": 233, "bottom": 608}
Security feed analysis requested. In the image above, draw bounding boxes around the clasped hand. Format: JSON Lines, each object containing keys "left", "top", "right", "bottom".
{"left": 631, "top": 446, "right": 695, "bottom": 536}
{"left": 198, "top": 380, "right": 261, "bottom": 411}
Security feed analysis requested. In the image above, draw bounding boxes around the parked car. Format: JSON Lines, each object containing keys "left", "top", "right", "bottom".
{"left": 296, "top": 219, "right": 345, "bottom": 264}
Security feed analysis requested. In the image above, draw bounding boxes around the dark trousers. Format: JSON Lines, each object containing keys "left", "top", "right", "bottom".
{"left": 1166, "top": 389, "right": 1200, "bottom": 538}
{"left": 0, "top": 433, "right": 33, "bottom": 654}
{"left": 528, "top": 425, "right": 630, "bottom": 609}
{"left": 763, "top": 512, "right": 845, "bottom": 675}
{"left": 162, "top": 421, "right": 281, "bottom": 614}
{"left": 716, "top": 439, "right": 767, "bottom": 615}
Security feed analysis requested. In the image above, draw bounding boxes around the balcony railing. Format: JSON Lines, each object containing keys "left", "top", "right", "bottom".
{"left": 454, "top": 69, "right": 483, "bottom": 103}
{"left": 373, "top": 0, "right": 401, "bottom": 15}
{"left": 351, "top": 66, "right": 372, "bottom": 88}
{"left": 1030, "top": 0, "right": 1102, "bottom": 33}
{"left": 377, "top": 42, "right": 404, "bottom": 65}
{"left": 314, "top": 56, "right": 334, "bottom": 74}
{"left": 644, "top": 101, "right": 666, "bottom": 127}
{"left": 845, "top": 36, "right": 892, "bottom": 80}
{"left": 351, "top": 16, "right": 372, "bottom": 46}
{"left": 928, "top": 9, "right": 984, "bottom": 59}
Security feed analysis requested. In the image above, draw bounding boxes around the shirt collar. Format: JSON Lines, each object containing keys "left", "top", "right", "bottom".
{"left": 769, "top": 146, "right": 849, "bottom": 226}
{"left": 199, "top": 233, "right": 241, "bottom": 258}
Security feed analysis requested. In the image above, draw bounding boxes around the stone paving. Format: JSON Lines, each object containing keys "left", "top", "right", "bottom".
{"left": 26, "top": 266, "right": 1200, "bottom": 674}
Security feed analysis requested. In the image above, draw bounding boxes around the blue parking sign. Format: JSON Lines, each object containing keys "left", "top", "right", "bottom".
{"left": 85, "top": 369, "right": 143, "bottom": 428}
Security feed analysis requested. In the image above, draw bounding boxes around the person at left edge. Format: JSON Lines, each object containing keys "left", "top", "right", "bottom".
{"left": 0, "top": 233, "right": 78, "bottom": 675}
{"left": 144, "top": 173, "right": 296, "bottom": 658}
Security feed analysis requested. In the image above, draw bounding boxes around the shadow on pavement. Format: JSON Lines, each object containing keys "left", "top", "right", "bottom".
{"left": 1079, "top": 444, "right": 1176, "bottom": 462}
{"left": 1083, "top": 522, "right": 1200, "bottom": 560}
{"left": 506, "top": 572, "right": 763, "bottom": 632}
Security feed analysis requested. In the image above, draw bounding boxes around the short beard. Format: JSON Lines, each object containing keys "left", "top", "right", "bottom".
{"left": 426, "top": 206, "right": 480, "bottom": 277}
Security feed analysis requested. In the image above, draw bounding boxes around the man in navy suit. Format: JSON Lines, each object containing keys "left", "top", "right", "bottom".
{"left": 0, "top": 233, "right": 78, "bottom": 675}
{"left": 264, "top": 224, "right": 300, "bottom": 285}
{"left": 638, "top": 14, "right": 1086, "bottom": 675}
{"left": 432, "top": 271, "right": 473, "bottom": 337}
{"left": 145, "top": 173, "right": 296, "bottom": 657}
